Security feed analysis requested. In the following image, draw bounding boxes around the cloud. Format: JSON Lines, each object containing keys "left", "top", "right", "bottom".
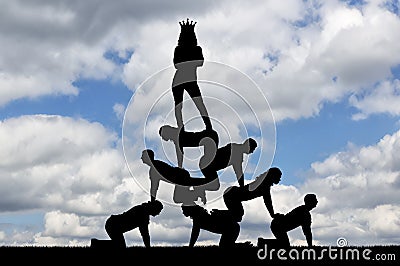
{"left": 300, "top": 129, "right": 400, "bottom": 245}
{"left": 113, "top": 103, "right": 126, "bottom": 121}
{"left": 0, "top": 0, "right": 220, "bottom": 106}
{"left": 1, "top": 75, "right": 399, "bottom": 247}
{"left": 2, "top": 0, "right": 400, "bottom": 121}
{"left": 122, "top": 0, "right": 400, "bottom": 122}
{"left": 1, "top": 0, "right": 400, "bottom": 247}
{"left": 0, "top": 114, "right": 131, "bottom": 214}
{"left": 350, "top": 79, "right": 400, "bottom": 120}
{"left": 258, "top": 0, "right": 400, "bottom": 121}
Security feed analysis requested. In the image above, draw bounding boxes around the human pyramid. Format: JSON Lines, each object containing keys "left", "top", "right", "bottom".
{"left": 91, "top": 19, "right": 318, "bottom": 249}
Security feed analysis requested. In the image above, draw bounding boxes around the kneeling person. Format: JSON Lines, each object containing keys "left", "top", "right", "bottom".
{"left": 91, "top": 200, "right": 163, "bottom": 248}
{"left": 270, "top": 193, "right": 318, "bottom": 247}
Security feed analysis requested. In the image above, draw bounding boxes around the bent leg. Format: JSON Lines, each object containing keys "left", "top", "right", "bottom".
{"left": 270, "top": 219, "right": 290, "bottom": 248}
{"left": 105, "top": 216, "right": 127, "bottom": 248}
{"left": 223, "top": 187, "right": 245, "bottom": 221}
{"left": 219, "top": 222, "right": 240, "bottom": 247}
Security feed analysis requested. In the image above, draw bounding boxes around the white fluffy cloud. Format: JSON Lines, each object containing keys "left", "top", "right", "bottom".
{"left": 123, "top": 0, "right": 400, "bottom": 121}
{"left": 0, "top": 0, "right": 218, "bottom": 106}
{"left": 1, "top": 0, "right": 399, "bottom": 120}
{"left": 1, "top": 115, "right": 400, "bottom": 246}
{"left": 1, "top": 0, "right": 400, "bottom": 247}
{"left": 301, "top": 129, "right": 400, "bottom": 245}
{"left": 0, "top": 115, "right": 128, "bottom": 213}
{"left": 0, "top": 115, "right": 135, "bottom": 245}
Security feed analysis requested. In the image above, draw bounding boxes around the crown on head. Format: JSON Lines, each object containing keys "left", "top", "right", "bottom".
{"left": 179, "top": 18, "right": 196, "bottom": 31}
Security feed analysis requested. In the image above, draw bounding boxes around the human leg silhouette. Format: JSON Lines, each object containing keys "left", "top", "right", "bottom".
{"left": 191, "top": 95, "right": 212, "bottom": 130}
{"left": 219, "top": 222, "right": 240, "bottom": 247}
{"left": 172, "top": 82, "right": 212, "bottom": 130}
{"left": 172, "top": 84, "right": 185, "bottom": 129}
{"left": 270, "top": 217, "right": 290, "bottom": 247}
{"left": 105, "top": 215, "right": 127, "bottom": 248}
{"left": 223, "top": 186, "right": 245, "bottom": 222}
{"left": 186, "top": 87, "right": 212, "bottom": 130}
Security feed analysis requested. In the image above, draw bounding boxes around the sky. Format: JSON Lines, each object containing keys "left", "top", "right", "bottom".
{"left": 0, "top": 0, "right": 399, "bottom": 247}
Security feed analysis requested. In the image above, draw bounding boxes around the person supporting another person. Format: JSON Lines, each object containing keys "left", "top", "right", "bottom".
{"left": 199, "top": 138, "right": 258, "bottom": 191}
{"left": 141, "top": 149, "right": 207, "bottom": 203}
{"left": 223, "top": 167, "right": 282, "bottom": 222}
{"left": 141, "top": 149, "right": 192, "bottom": 201}
{"left": 181, "top": 204, "right": 240, "bottom": 248}
{"left": 270, "top": 193, "right": 318, "bottom": 247}
{"left": 159, "top": 124, "right": 219, "bottom": 169}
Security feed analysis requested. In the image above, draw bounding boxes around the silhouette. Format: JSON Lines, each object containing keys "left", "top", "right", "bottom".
{"left": 173, "top": 184, "right": 207, "bottom": 205}
{"left": 270, "top": 193, "right": 318, "bottom": 247}
{"left": 141, "top": 149, "right": 211, "bottom": 203}
{"left": 172, "top": 18, "right": 212, "bottom": 130}
{"left": 90, "top": 200, "right": 163, "bottom": 248}
{"left": 159, "top": 124, "right": 219, "bottom": 168}
{"left": 141, "top": 149, "right": 192, "bottom": 201}
{"left": 181, "top": 204, "right": 239, "bottom": 247}
{"left": 223, "top": 167, "right": 282, "bottom": 222}
{"left": 199, "top": 138, "right": 258, "bottom": 191}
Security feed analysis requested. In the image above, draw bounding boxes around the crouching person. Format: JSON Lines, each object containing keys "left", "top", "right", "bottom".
{"left": 270, "top": 193, "right": 318, "bottom": 247}
{"left": 182, "top": 204, "right": 240, "bottom": 248}
{"left": 91, "top": 200, "right": 163, "bottom": 248}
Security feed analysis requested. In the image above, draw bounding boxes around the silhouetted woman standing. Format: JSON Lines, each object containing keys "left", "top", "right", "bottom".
{"left": 172, "top": 18, "right": 212, "bottom": 131}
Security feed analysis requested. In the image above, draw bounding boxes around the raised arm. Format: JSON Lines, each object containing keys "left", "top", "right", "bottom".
{"left": 139, "top": 224, "right": 151, "bottom": 248}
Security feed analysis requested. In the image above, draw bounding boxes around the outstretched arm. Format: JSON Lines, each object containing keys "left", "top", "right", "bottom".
{"left": 139, "top": 225, "right": 151, "bottom": 248}
{"left": 189, "top": 222, "right": 201, "bottom": 247}
{"left": 150, "top": 171, "right": 160, "bottom": 201}
{"left": 262, "top": 190, "right": 275, "bottom": 218}
{"left": 302, "top": 225, "right": 313, "bottom": 247}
